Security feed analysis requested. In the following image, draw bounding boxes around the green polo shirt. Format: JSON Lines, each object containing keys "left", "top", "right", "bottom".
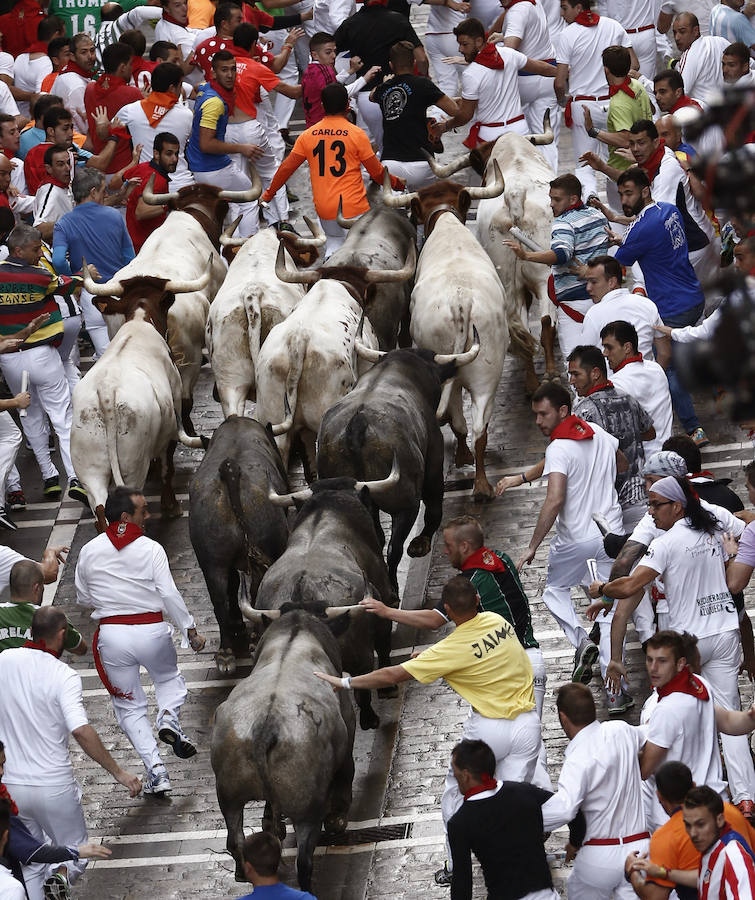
{"left": 606, "top": 78, "right": 653, "bottom": 172}
{"left": 0, "top": 601, "right": 82, "bottom": 653}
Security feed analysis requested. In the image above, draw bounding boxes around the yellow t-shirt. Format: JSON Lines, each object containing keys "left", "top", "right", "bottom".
{"left": 402, "top": 612, "right": 535, "bottom": 719}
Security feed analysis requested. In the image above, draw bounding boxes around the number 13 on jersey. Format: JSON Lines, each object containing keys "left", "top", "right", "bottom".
{"left": 312, "top": 139, "right": 347, "bottom": 178}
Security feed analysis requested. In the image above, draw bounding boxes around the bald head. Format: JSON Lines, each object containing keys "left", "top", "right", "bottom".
{"left": 672, "top": 12, "right": 700, "bottom": 51}
{"left": 10, "top": 560, "right": 44, "bottom": 603}
{"left": 31, "top": 605, "right": 66, "bottom": 648}
{"left": 734, "top": 235, "right": 755, "bottom": 274}
{"left": 656, "top": 115, "right": 682, "bottom": 150}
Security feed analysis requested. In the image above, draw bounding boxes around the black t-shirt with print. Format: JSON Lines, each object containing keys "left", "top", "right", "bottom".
{"left": 373, "top": 73, "right": 444, "bottom": 162}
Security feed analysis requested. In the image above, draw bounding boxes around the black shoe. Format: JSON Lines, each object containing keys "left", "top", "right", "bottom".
{"left": 588, "top": 621, "right": 600, "bottom": 646}
{"left": 68, "top": 478, "right": 88, "bottom": 505}
{"left": 43, "top": 476, "right": 62, "bottom": 498}
{"left": 7, "top": 489, "right": 25, "bottom": 511}
{"left": 158, "top": 725, "right": 197, "bottom": 759}
{"left": 434, "top": 862, "right": 452, "bottom": 886}
{"left": 0, "top": 506, "right": 17, "bottom": 530}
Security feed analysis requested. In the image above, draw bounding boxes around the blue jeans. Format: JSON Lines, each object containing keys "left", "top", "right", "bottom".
{"left": 662, "top": 302, "right": 704, "bottom": 432}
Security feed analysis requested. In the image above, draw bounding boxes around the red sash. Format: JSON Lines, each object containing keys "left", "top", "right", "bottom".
{"left": 92, "top": 611, "right": 164, "bottom": 699}
{"left": 547, "top": 275, "right": 587, "bottom": 323}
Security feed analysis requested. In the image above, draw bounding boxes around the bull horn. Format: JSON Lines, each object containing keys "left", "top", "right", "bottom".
{"left": 267, "top": 485, "right": 313, "bottom": 507}
{"left": 433, "top": 325, "right": 481, "bottom": 366}
{"left": 464, "top": 161, "right": 505, "bottom": 200}
{"left": 336, "top": 197, "right": 361, "bottom": 229}
{"left": 274, "top": 243, "right": 321, "bottom": 284}
{"left": 354, "top": 453, "right": 399, "bottom": 495}
{"left": 287, "top": 216, "right": 327, "bottom": 248}
{"left": 324, "top": 605, "right": 364, "bottom": 619}
{"left": 82, "top": 256, "right": 124, "bottom": 296}
{"left": 219, "top": 215, "right": 247, "bottom": 247}
{"left": 354, "top": 338, "right": 385, "bottom": 362}
{"left": 165, "top": 256, "right": 213, "bottom": 293}
{"left": 240, "top": 598, "right": 282, "bottom": 624}
{"left": 218, "top": 165, "right": 263, "bottom": 202}
{"left": 422, "top": 148, "right": 473, "bottom": 178}
{"left": 526, "top": 109, "right": 554, "bottom": 146}
{"left": 142, "top": 172, "right": 179, "bottom": 205}
{"left": 364, "top": 243, "right": 416, "bottom": 284}
{"left": 382, "top": 168, "right": 419, "bottom": 208}
{"left": 269, "top": 391, "right": 293, "bottom": 437}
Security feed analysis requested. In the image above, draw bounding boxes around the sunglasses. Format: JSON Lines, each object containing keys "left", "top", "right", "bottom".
{"left": 648, "top": 500, "right": 674, "bottom": 510}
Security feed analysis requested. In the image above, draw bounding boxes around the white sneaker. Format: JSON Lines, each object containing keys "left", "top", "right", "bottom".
{"left": 143, "top": 765, "right": 171, "bottom": 794}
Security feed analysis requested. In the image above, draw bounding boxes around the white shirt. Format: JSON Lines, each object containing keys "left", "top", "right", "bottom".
{"left": 0, "top": 546, "right": 25, "bottom": 592}
{"left": 0, "top": 863, "right": 26, "bottom": 900}
{"left": 75, "top": 532, "right": 195, "bottom": 639}
{"left": 678, "top": 34, "right": 730, "bottom": 102}
{"left": 33, "top": 183, "right": 74, "bottom": 226}
{"left": 0, "top": 80, "right": 18, "bottom": 119}
{"left": 118, "top": 98, "right": 194, "bottom": 189}
{"left": 154, "top": 18, "right": 201, "bottom": 60}
{"left": 541, "top": 719, "right": 646, "bottom": 838}
{"left": 504, "top": 1, "right": 555, "bottom": 61}
{"left": 611, "top": 358, "right": 672, "bottom": 456}
{"left": 554, "top": 16, "right": 632, "bottom": 96}
{"left": 613, "top": 0, "right": 657, "bottom": 30}
{"left": 470, "top": 0, "right": 502, "bottom": 28}
{"left": 461, "top": 46, "right": 528, "bottom": 125}
{"left": 671, "top": 305, "right": 720, "bottom": 343}
{"left": 313, "top": 0, "right": 355, "bottom": 34}
{"left": 54, "top": 71, "right": 91, "bottom": 134}
{"left": 580, "top": 288, "right": 662, "bottom": 363}
{"left": 544, "top": 420, "right": 623, "bottom": 544}
{"left": 0, "top": 51, "right": 14, "bottom": 79}
{"left": 13, "top": 53, "right": 52, "bottom": 117}
{"left": 541, "top": 0, "right": 565, "bottom": 37}
{"left": 662, "top": 0, "right": 717, "bottom": 35}
{"left": 631, "top": 499, "right": 745, "bottom": 545}
{"left": 0, "top": 647, "right": 88, "bottom": 785}
{"left": 650, "top": 145, "right": 715, "bottom": 244}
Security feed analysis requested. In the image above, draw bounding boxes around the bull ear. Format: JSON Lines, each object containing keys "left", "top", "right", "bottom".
{"left": 160, "top": 292, "right": 177, "bottom": 313}
{"left": 458, "top": 191, "right": 472, "bottom": 222}
{"left": 327, "top": 616, "right": 352, "bottom": 638}
{"left": 410, "top": 197, "right": 422, "bottom": 225}
{"left": 94, "top": 296, "right": 127, "bottom": 315}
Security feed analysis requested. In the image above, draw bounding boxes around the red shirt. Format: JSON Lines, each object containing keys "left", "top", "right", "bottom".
{"left": 124, "top": 161, "right": 169, "bottom": 252}
{"left": 243, "top": 6, "right": 274, "bottom": 27}
{"left": 193, "top": 36, "right": 252, "bottom": 81}
{"left": 84, "top": 76, "right": 142, "bottom": 173}
{"left": 25, "top": 142, "right": 52, "bottom": 194}
{"left": 234, "top": 57, "right": 280, "bottom": 118}
{"left": 0, "top": 0, "right": 44, "bottom": 57}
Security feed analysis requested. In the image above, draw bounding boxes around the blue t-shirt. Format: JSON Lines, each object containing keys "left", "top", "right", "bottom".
{"left": 237, "top": 884, "right": 317, "bottom": 899}
{"left": 52, "top": 202, "right": 135, "bottom": 280}
{"left": 186, "top": 82, "right": 231, "bottom": 173}
{"left": 18, "top": 126, "right": 94, "bottom": 163}
{"left": 614, "top": 200, "right": 704, "bottom": 319}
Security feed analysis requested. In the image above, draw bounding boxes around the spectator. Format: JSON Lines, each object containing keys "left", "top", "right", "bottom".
{"left": 236, "top": 832, "right": 316, "bottom": 899}
{"left": 32, "top": 143, "right": 75, "bottom": 238}
{"left": 0, "top": 797, "right": 24, "bottom": 900}
{"left": 154, "top": 0, "right": 200, "bottom": 75}
{"left": 710, "top": 0, "right": 755, "bottom": 50}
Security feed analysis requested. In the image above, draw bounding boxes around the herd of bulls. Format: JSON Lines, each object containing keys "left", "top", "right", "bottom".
{"left": 68, "top": 120, "right": 556, "bottom": 890}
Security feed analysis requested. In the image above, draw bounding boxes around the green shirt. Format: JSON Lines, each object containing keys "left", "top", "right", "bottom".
{"left": 48, "top": 0, "right": 103, "bottom": 38}
{"left": 606, "top": 78, "right": 653, "bottom": 172}
{"left": 0, "top": 601, "right": 82, "bottom": 653}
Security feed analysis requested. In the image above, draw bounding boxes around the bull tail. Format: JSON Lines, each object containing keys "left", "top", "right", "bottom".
{"left": 271, "top": 332, "right": 306, "bottom": 436}
{"left": 98, "top": 383, "right": 125, "bottom": 487}
{"left": 504, "top": 290, "right": 538, "bottom": 361}
{"left": 436, "top": 303, "right": 471, "bottom": 423}
{"left": 252, "top": 718, "right": 284, "bottom": 831}
{"left": 219, "top": 457, "right": 271, "bottom": 575}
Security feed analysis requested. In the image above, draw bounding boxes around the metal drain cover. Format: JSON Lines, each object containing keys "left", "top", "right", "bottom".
{"left": 318, "top": 822, "right": 411, "bottom": 846}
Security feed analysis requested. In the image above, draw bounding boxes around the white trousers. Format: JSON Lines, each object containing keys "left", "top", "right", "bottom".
{"left": 356, "top": 91, "right": 383, "bottom": 148}
{"left": 57, "top": 306, "right": 82, "bottom": 393}
{"left": 0, "top": 345, "right": 75, "bottom": 482}
{"left": 556, "top": 297, "right": 593, "bottom": 365}
{"left": 698, "top": 629, "right": 755, "bottom": 805}
{"left": 96, "top": 621, "right": 188, "bottom": 773}
{"left": 478, "top": 118, "right": 530, "bottom": 144}
{"left": 79, "top": 288, "right": 110, "bottom": 358}
{"left": 628, "top": 27, "right": 658, "bottom": 79}
{"left": 381, "top": 159, "right": 436, "bottom": 191}
{"left": 194, "top": 162, "right": 259, "bottom": 237}
{"left": 268, "top": 29, "right": 298, "bottom": 130}
{"left": 527, "top": 645, "right": 552, "bottom": 790}
{"left": 569, "top": 100, "right": 609, "bottom": 198}
{"left": 319, "top": 216, "right": 348, "bottom": 260}
{"left": 10, "top": 780, "right": 88, "bottom": 900}
{"left": 568, "top": 839, "right": 650, "bottom": 899}
{"left": 226, "top": 119, "right": 288, "bottom": 224}
{"left": 425, "top": 32, "right": 462, "bottom": 98}
{"left": 0, "top": 410, "right": 21, "bottom": 498}
{"left": 518, "top": 73, "right": 560, "bottom": 173}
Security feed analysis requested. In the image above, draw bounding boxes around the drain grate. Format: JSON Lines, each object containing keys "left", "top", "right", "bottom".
{"left": 318, "top": 822, "right": 412, "bottom": 847}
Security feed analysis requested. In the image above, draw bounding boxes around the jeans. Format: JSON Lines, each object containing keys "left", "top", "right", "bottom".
{"left": 662, "top": 301, "right": 704, "bottom": 432}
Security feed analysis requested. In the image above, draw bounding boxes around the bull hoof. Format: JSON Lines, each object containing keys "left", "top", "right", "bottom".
{"left": 234, "top": 863, "right": 246, "bottom": 883}
{"left": 454, "top": 445, "right": 474, "bottom": 467}
{"left": 359, "top": 708, "right": 380, "bottom": 730}
{"left": 473, "top": 480, "right": 495, "bottom": 503}
{"left": 378, "top": 685, "right": 398, "bottom": 699}
{"left": 263, "top": 815, "right": 287, "bottom": 842}
{"left": 407, "top": 535, "right": 431, "bottom": 558}
{"left": 215, "top": 649, "right": 237, "bottom": 675}
{"left": 543, "top": 370, "right": 562, "bottom": 384}
{"left": 323, "top": 814, "right": 348, "bottom": 835}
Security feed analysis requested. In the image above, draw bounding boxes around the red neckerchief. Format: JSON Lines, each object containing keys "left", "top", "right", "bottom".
{"left": 141, "top": 90, "right": 179, "bottom": 126}
{"left": 561, "top": 201, "right": 584, "bottom": 214}
{"left": 0, "top": 191, "right": 10, "bottom": 208}
{"left": 0, "top": 784, "right": 18, "bottom": 815}
{"left": 584, "top": 380, "right": 614, "bottom": 396}
{"left": 464, "top": 773, "right": 498, "bottom": 800}
{"left": 40, "top": 174, "right": 69, "bottom": 189}
{"left": 161, "top": 11, "right": 188, "bottom": 25}
{"left": 210, "top": 78, "right": 236, "bottom": 115}
{"left": 60, "top": 59, "right": 93, "bottom": 79}
{"left": 461, "top": 547, "right": 506, "bottom": 573}
{"left": 640, "top": 139, "right": 666, "bottom": 183}
{"left": 608, "top": 77, "right": 635, "bottom": 98}
{"left": 105, "top": 521, "right": 144, "bottom": 550}
{"left": 688, "top": 470, "right": 714, "bottom": 479}
{"left": 574, "top": 9, "right": 600, "bottom": 26}
{"left": 473, "top": 43, "right": 506, "bottom": 70}
{"left": 611, "top": 353, "right": 642, "bottom": 372}
{"left": 26, "top": 39, "right": 48, "bottom": 54}
{"left": 22, "top": 638, "right": 61, "bottom": 658}
{"left": 1, "top": 147, "right": 13, "bottom": 160}
{"left": 550, "top": 414, "right": 594, "bottom": 442}
{"left": 657, "top": 665, "right": 709, "bottom": 702}
{"left": 670, "top": 94, "right": 702, "bottom": 113}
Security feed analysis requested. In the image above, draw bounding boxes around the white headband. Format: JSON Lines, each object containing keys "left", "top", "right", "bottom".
{"left": 650, "top": 476, "right": 687, "bottom": 508}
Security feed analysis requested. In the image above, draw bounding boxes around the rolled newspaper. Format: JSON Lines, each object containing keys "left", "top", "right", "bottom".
{"left": 19, "top": 370, "right": 28, "bottom": 418}
{"left": 509, "top": 226, "right": 545, "bottom": 253}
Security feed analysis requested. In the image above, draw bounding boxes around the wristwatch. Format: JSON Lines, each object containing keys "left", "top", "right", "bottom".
{"left": 587, "top": 126, "right": 600, "bottom": 138}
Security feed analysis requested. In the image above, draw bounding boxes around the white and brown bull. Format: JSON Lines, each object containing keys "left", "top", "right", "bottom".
{"left": 426, "top": 114, "right": 558, "bottom": 392}
{"left": 253, "top": 246, "right": 416, "bottom": 479}
{"left": 71, "top": 270, "right": 209, "bottom": 531}
{"left": 206, "top": 218, "right": 325, "bottom": 418}
{"left": 383, "top": 163, "right": 510, "bottom": 500}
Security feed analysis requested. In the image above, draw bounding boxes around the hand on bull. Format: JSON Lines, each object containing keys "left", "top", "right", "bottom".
{"left": 503, "top": 240, "right": 527, "bottom": 260}
{"left": 187, "top": 628, "right": 206, "bottom": 652}
{"left": 314, "top": 671, "right": 343, "bottom": 692}
{"left": 359, "top": 596, "right": 389, "bottom": 617}
{"left": 85, "top": 263, "right": 101, "bottom": 281}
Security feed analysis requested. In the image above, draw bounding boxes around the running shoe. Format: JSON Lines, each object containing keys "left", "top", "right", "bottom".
{"left": 434, "top": 861, "right": 452, "bottom": 886}
{"left": 68, "top": 478, "right": 88, "bottom": 505}
{"left": 43, "top": 872, "right": 71, "bottom": 899}
{"left": 572, "top": 639, "right": 599, "bottom": 684}
{"left": 607, "top": 692, "right": 635, "bottom": 716}
{"left": 43, "top": 476, "right": 62, "bottom": 498}
{"left": 7, "top": 489, "right": 25, "bottom": 510}
{"left": 143, "top": 766, "right": 172, "bottom": 794}
{"left": 737, "top": 799, "right": 755, "bottom": 821}
{"left": 688, "top": 426, "right": 710, "bottom": 448}
{"left": 158, "top": 724, "right": 197, "bottom": 759}
{"left": 0, "top": 506, "right": 17, "bottom": 530}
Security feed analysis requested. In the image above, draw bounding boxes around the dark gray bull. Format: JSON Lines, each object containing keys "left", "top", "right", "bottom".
{"left": 316, "top": 342, "right": 479, "bottom": 592}
{"left": 188, "top": 417, "right": 288, "bottom": 674}
{"left": 212, "top": 605, "right": 356, "bottom": 892}
{"left": 252, "top": 475, "right": 396, "bottom": 730}
{"left": 329, "top": 201, "right": 417, "bottom": 349}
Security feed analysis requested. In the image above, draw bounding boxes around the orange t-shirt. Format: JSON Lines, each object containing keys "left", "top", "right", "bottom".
{"left": 188, "top": 0, "right": 214, "bottom": 29}
{"left": 234, "top": 58, "right": 280, "bottom": 119}
{"left": 648, "top": 805, "right": 755, "bottom": 890}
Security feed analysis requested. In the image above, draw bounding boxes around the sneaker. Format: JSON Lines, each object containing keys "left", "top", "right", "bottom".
{"left": 68, "top": 478, "right": 88, "bottom": 505}
{"left": 143, "top": 766, "right": 172, "bottom": 794}
{"left": 688, "top": 426, "right": 710, "bottom": 448}
{"left": 607, "top": 691, "right": 635, "bottom": 716}
{"left": 572, "top": 639, "right": 599, "bottom": 684}
{"left": 737, "top": 799, "right": 755, "bottom": 821}
{"left": 434, "top": 861, "right": 452, "bottom": 887}
{"left": 0, "top": 506, "right": 17, "bottom": 531}
{"left": 158, "top": 724, "right": 197, "bottom": 759}
{"left": 43, "top": 872, "right": 71, "bottom": 899}
{"left": 588, "top": 621, "right": 600, "bottom": 646}
{"left": 7, "top": 489, "right": 25, "bottom": 511}
{"left": 43, "top": 476, "right": 62, "bottom": 498}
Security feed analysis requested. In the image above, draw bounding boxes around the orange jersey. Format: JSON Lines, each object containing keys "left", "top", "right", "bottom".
{"left": 234, "top": 58, "right": 280, "bottom": 119}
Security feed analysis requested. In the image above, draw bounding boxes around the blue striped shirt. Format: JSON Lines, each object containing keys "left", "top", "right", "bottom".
{"left": 550, "top": 204, "right": 610, "bottom": 301}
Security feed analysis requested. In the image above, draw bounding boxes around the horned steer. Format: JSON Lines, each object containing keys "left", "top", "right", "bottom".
{"left": 188, "top": 416, "right": 289, "bottom": 674}
{"left": 384, "top": 165, "right": 507, "bottom": 499}
{"left": 254, "top": 245, "right": 415, "bottom": 478}
{"left": 317, "top": 345, "right": 478, "bottom": 591}
{"left": 251, "top": 474, "right": 397, "bottom": 731}
{"left": 70, "top": 273, "right": 208, "bottom": 531}
{"left": 207, "top": 220, "right": 324, "bottom": 418}
{"left": 212, "top": 606, "right": 356, "bottom": 892}
{"left": 427, "top": 116, "right": 557, "bottom": 392}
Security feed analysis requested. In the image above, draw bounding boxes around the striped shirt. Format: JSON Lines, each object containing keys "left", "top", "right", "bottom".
{"left": 550, "top": 203, "right": 610, "bottom": 301}
{"left": 699, "top": 828, "right": 755, "bottom": 899}
{"left": 0, "top": 257, "right": 76, "bottom": 347}
{"left": 709, "top": 3, "right": 755, "bottom": 47}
